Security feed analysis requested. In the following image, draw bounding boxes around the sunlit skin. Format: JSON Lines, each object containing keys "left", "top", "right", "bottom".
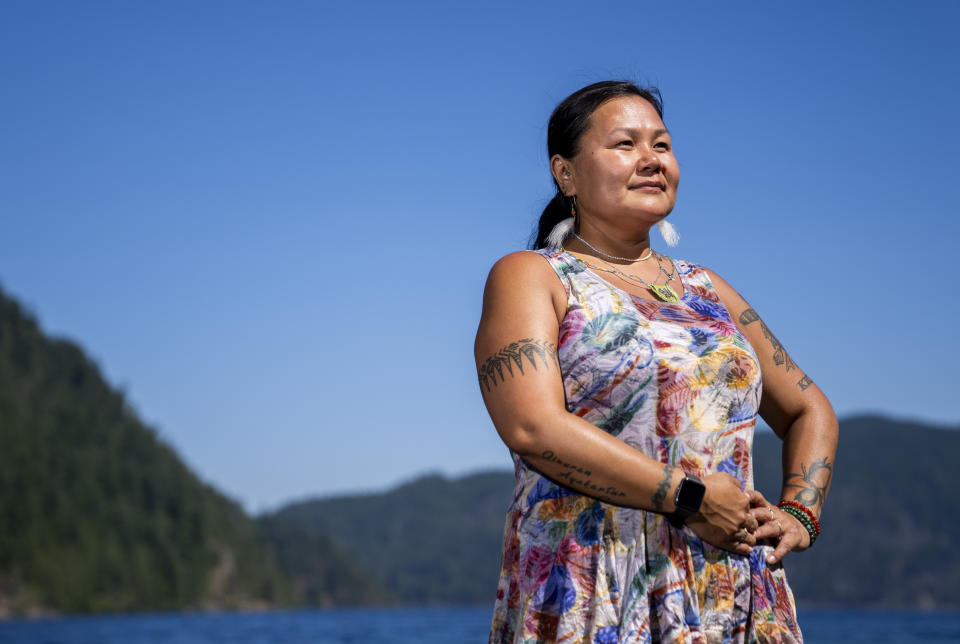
{"left": 550, "top": 95, "right": 679, "bottom": 267}
{"left": 476, "top": 92, "right": 837, "bottom": 568}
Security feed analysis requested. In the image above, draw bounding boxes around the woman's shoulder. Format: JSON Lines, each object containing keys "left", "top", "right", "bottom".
{"left": 487, "top": 248, "right": 572, "bottom": 281}
{"left": 484, "top": 250, "right": 570, "bottom": 309}
{"left": 488, "top": 249, "right": 552, "bottom": 274}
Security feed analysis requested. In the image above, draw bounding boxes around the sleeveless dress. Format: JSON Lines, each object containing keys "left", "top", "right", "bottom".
{"left": 488, "top": 248, "right": 802, "bottom": 644}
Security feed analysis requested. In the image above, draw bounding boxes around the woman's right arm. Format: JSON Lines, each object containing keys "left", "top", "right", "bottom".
{"left": 474, "top": 252, "right": 756, "bottom": 553}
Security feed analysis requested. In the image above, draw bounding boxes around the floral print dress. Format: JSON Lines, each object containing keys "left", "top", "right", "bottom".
{"left": 488, "top": 248, "right": 801, "bottom": 644}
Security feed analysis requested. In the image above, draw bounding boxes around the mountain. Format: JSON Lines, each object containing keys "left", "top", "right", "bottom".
{"left": 752, "top": 415, "right": 960, "bottom": 609}
{"left": 262, "top": 471, "right": 512, "bottom": 604}
{"left": 266, "top": 417, "right": 960, "bottom": 610}
{"left": 0, "top": 287, "right": 292, "bottom": 615}
{"left": 3, "top": 279, "right": 956, "bottom": 613}
{"left": 255, "top": 515, "right": 393, "bottom": 606}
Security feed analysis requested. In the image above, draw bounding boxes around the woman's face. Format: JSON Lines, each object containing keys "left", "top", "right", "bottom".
{"left": 559, "top": 95, "right": 680, "bottom": 233}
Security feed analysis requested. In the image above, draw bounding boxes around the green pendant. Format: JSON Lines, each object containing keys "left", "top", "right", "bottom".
{"left": 649, "top": 284, "right": 680, "bottom": 302}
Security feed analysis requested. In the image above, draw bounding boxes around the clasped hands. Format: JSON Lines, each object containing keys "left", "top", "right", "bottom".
{"left": 683, "top": 472, "right": 811, "bottom": 565}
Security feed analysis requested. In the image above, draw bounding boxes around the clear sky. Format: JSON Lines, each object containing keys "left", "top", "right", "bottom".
{"left": 2, "top": 1, "right": 958, "bottom": 512}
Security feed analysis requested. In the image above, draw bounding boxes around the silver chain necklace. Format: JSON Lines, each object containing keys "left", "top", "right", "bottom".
{"left": 573, "top": 233, "right": 653, "bottom": 263}
{"left": 573, "top": 254, "right": 681, "bottom": 303}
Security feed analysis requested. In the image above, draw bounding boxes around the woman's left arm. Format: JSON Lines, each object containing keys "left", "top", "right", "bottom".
{"left": 706, "top": 269, "right": 839, "bottom": 564}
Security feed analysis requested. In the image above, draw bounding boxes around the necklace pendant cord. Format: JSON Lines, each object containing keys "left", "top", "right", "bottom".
{"left": 594, "top": 249, "right": 675, "bottom": 289}
{"left": 571, "top": 254, "right": 681, "bottom": 303}
{"left": 653, "top": 252, "right": 676, "bottom": 283}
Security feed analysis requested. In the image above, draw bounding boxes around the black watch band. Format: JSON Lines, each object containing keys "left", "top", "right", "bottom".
{"left": 667, "top": 473, "right": 705, "bottom": 527}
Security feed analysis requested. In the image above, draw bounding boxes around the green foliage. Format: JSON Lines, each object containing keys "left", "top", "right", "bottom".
{"left": 256, "top": 516, "right": 394, "bottom": 606}
{"left": 3, "top": 281, "right": 957, "bottom": 612}
{"left": 271, "top": 418, "right": 960, "bottom": 610}
{"left": 264, "top": 471, "right": 515, "bottom": 605}
{"left": 752, "top": 416, "right": 960, "bottom": 609}
{"left": 0, "top": 288, "right": 289, "bottom": 614}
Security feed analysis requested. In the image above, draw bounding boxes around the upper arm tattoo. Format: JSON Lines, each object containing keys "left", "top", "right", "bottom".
{"left": 739, "top": 307, "right": 812, "bottom": 388}
{"left": 738, "top": 308, "right": 760, "bottom": 326}
{"left": 477, "top": 338, "right": 559, "bottom": 392}
{"left": 759, "top": 322, "right": 797, "bottom": 372}
{"left": 783, "top": 457, "right": 833, "bottom": 511}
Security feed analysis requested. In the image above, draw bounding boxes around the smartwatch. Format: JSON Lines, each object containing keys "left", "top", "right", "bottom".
{"left": 668, "top": 474, "right": 706, "bottom": 527}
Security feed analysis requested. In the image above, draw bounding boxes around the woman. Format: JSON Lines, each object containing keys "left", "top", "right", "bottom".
{"left": 474, "top": 81, "right": 837, "bottom": 643}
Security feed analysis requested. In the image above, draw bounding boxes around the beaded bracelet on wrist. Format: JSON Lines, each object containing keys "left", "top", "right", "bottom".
{"left": 778, "top": 500, "right": 821, "bottom": 535}
{"left": 781, "top": 507, "right": 818, "bottom": 545}
{"left": 779, "top": 507, "right": 818, "bottom": 546}
{"left": 778, "top": 502, "right": 820, "bottom": 535}
{"left": 777, "top": 501, "right": 820, "bottom": 546}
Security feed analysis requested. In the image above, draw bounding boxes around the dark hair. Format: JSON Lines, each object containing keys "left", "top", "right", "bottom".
{"left": 531, "top": 81, "right": 664, "bottom": 249}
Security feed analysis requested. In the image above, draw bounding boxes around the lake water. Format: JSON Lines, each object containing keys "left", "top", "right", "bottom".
{"left": 1, "top": 606, "right": 959, "bottom": 643}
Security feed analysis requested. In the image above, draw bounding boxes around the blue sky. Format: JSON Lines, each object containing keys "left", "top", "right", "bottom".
{"left": 2, "top": 1, "right": 958, "bottom": 511}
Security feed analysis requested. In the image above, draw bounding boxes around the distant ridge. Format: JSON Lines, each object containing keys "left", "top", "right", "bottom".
{"left": 262, "top": 471, "right": 511, "bottom": 604}
{"left": 264, "top": 416, "right": 960, "bottom": 610}
{"left": 753, "top": 415, "right": 960, "bottom": 609}
{"left": 2, "top": 282, "right": 956, "bottom": 613}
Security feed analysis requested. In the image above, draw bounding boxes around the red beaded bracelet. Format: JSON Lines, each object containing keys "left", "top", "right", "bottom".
{"left": 778, "top": 500, "right": 821, "bottom": 537}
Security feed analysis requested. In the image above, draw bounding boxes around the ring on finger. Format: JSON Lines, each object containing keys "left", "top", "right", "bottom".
{"left": 775, "top": 520, "right": 783, "bottom": 538}
{"left": 768, "top": 507, "right": 775, "bottom": 520}
{"left": 735, "top": 528, "right": 748, "bottom": 542}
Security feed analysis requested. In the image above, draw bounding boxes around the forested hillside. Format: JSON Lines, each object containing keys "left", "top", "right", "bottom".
{"left": 267, "top": 417, "right": 960, "bottom": 610}
{"left": 0, "top": 287, "right": 290, "bottom": 614}
{"left": 263, "top": 471, "right": 512, "bottom": 604}
{"left": 2, "top": 282, "right": 957, "bottom": 615}
{"left": 752, "top": 416, "right": 960, "bottom": 609}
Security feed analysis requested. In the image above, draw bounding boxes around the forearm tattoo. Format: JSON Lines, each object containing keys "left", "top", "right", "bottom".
{"left": 738, "top": 307, "right": 811, "bottom": 389}
{"left": 477, "top": 338, "right": 559, "bottom": 392}
{"left": 540, "top": 450, "right": 628, "bottom": 502}
{"left": 652, "top": 464, "right": 675, "bottom": 512}
{"left": 783, "top": 457, "right": 833, "bottom": 511}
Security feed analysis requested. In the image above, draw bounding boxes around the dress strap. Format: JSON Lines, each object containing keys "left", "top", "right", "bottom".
{"left": 673, "top": 260, "right": 722, "bottom": 303}
{"left": 532, "top": 247, "right": 583, "bottom": 296}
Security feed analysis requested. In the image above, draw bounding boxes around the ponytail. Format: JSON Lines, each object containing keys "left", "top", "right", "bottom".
{"left": 531, "top": 192, "right": 574, "bottom": 249}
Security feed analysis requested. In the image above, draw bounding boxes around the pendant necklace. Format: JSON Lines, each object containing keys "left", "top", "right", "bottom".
{"left": 572, "top": 253, "right": 681, "bottom": 303}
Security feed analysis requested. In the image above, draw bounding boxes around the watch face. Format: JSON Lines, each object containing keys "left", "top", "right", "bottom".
{"left": 677, "top": 477, "right": 706, "bottom": 511}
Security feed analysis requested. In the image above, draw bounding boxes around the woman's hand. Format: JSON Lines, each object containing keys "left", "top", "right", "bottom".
{"left": 685, "top": 472, "right": 759, "bottom": 556}
{"left": 747, "top": 490, "right": 811, "bottom": 564}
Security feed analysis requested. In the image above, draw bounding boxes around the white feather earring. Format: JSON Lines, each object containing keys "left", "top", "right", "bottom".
{"left": 546, "top": 216, "right": 575, "bottom": 248}
{"left": 657, "top": 220, "right": 680, "bottom": 247}
{"left": 546, "top": 193, "right": 577, "bottom": 248}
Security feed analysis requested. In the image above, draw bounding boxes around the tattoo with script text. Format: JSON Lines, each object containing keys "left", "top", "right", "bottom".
{"left": 540, "top": 450, "right": 628, "bottom": 501}
{"left": 478, "top": 338, "right": 559, "bottom": 392}
{"left": 652, "top": 464, "right": 675, "bottom": 512}
{"left": 541, "top": 450, "right": 591, "bottom": 476}
{"left": 783, "top": 457, "right": 833, "bottom": 511}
